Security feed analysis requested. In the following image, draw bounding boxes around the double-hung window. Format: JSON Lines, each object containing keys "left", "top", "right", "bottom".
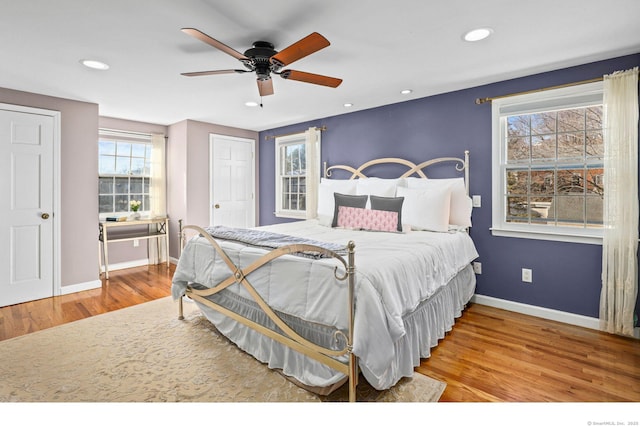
{"left": 98, "top": 130, "right": 152, "bottom": 217}
{"left": 491, "top": 81, "right": 604, "bottom": 244}
{"left": 274, "top": 129, "right": 321, "bottom": 219}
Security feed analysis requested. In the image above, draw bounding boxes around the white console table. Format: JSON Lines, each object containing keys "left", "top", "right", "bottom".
{"left": 98, "top": 217, "right": 170, "bottom": 279}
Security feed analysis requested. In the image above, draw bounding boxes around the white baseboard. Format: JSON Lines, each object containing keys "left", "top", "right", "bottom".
{"left": 170, "top": 256, "right": 179, "bottom": 265}
{"left": 471, "top": 294, "right": 601, "bottom": 331}
{"left": 100, "top": 258, "right": 151, "bottom": 273}
{"left": 59, "top": 258, "right": 176, "bottom": 297}
{"left": 59, "top": 279, "right": 101, "bottom": 295}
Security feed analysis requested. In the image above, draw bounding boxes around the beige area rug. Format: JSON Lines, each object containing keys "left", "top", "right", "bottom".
{"left": 0, "top": 297, "right": 445, "bottom": 403}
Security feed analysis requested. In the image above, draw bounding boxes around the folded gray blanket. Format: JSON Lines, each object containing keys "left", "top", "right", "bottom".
{"left": 204, "top": 225, "right": 347, "bottom": 259}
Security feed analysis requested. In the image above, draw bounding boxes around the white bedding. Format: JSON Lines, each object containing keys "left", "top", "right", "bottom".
{"left": 172, "top": 219, "right": 479, "bottom": 390}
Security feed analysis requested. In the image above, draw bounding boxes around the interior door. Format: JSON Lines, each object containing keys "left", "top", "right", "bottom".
{"left": 210, "top": 134, "right": 256, "bottom": 228}
{"left": 0, "top": 105, "right": 57, "bottom": 307}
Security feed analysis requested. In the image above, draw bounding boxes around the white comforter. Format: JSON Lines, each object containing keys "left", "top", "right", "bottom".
{"left": 172, "top": 219, "right": 479, "bottom": 388}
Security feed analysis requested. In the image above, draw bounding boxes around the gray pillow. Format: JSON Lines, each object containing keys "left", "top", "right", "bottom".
{"left": 370, "top": 195, "right": 404, "bottom": 231}
{"left": 332, "top": 193, "right": 368, "bottom": 227}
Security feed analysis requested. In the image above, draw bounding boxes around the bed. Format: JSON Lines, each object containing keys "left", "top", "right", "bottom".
{"left": 172, "top": 152, "right": 478, "bottom": 402}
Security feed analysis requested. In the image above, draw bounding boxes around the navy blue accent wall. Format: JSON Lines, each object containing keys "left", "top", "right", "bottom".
{"left": 258, "top": 53, "right": 640, "bottom": 319}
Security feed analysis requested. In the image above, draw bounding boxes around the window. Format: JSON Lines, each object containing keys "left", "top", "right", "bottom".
{"left": 274, "top": 129, "right": 320, "bottom": 219}
{"left": 492, "top": 81, "right": 604, "bottom": 244}
{"left": 98, "top": 131, "right": 152, "bottom": 216}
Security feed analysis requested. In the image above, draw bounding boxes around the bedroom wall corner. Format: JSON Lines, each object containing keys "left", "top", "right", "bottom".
{"left": 167, "top": 119, "right": 259, "bottom": 260}
{"left": 167, "top": 120, "right": 189, "bottom": 260}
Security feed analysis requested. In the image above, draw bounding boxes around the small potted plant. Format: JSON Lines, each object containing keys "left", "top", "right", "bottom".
{"left": 129, "top": 200, "right": 141, "bottom": 219}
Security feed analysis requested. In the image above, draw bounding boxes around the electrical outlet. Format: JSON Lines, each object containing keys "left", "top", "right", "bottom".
{"left": 473, "top": 262, "right": 482, "bottom": 275}
{"left": 522, "top": 268, "right": 532, "bottom": 283}
{"left": 472, "top": 195, "right": 482, "bottom": 208}
{"left": 133, "top": 239, "right": 139, "bottom": 247}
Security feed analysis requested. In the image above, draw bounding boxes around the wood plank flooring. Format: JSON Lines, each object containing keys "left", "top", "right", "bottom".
{"left": 419, "top": 303, "right": 640, "bottom": 402}
{"left": 0, "top": 264, "right": 174, "bottom": 341}
{"left": 1, "top": 264, "right": 638, "bottom": 402}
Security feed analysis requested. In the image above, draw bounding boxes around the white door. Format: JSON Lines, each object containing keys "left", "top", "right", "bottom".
{"left": 0, "top": 105, "right": 58, "bottom": 307}
{"left": 210, "top": 134, "right": 256, "bottom": 228}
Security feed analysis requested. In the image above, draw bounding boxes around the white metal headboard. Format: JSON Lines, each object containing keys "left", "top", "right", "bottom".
{"left": 323, "top": 150, "right": 470, "bottom": 195}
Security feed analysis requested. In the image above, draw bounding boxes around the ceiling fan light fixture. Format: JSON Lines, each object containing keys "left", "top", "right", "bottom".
{"left": 80, "top": 59, "right": 110, "bottom": 70}
{"left": 463, "top": 27, "right": 493, "bottom": 42}
{"left": 245, "top": 101, "right": 259, "bottom": 107}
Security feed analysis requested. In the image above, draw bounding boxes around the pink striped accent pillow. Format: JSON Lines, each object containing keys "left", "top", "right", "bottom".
{"left": 337, "top": 206, "right": 399, "bottom": 232}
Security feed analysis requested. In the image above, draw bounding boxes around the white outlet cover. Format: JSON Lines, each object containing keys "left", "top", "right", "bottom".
{"left": 473, "top": 262, "right": 482, "bottom": 274}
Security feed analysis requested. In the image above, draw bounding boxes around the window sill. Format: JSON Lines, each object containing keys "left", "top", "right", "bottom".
{"left": 490, "top": 227, "right": 602, "bottom": 245}
{"left": 99, "top": 212, "right": 152, "bottom": 221}
{"left": 274, "top": 211, "right": 307, "bottom": 220}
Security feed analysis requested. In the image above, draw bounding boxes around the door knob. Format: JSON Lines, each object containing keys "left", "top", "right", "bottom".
{"left": 214, "top": 204, "right": 220, "bottom": 209}
{"left": 41, "top": 213, "right": 50, "bottom": 219}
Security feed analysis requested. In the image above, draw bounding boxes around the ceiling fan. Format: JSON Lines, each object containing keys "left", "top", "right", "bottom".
{"left": 180, "top": 28, "right": 343, "bottom": 97}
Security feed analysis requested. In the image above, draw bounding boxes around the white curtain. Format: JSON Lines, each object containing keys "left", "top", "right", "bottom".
{"left": 149, "top": 133, "right": 167, "bottom": 263}
{"left": 600, "top": 67, "right": 639, "bottom": 337}
{"left": 305, "top": 127, "right": 321, "bottom": 219}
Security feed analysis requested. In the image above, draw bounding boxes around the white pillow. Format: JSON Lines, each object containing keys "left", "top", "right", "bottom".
{"left": 406, "top": 177, "right": 472, "bottom": 227}
{"left": 317, "top": 179, "right": 358, "bottom": 226}
{"left": 396, "top": 186, "right": 451, "bottom": 232}
{"left": 356, "top": 178, "right": 401, "bottom": 208}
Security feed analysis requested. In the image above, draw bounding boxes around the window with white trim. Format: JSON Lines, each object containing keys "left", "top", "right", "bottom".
{"left": 491, "top": 81, "right": 605, "bottom": 244}
{"left": 98, "top": 131, "right": 152, "bottom": 216}
{"left": 274, "top": 130, "right": 320, "bottom": 219}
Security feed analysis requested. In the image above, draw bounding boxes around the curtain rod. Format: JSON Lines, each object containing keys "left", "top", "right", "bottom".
{"left": 264, "top": 126, "right": 326, "bottom": 140}
{"left": 99, "top": 128, "right": 168, "bottom": 141}
{"left": 99, "top": 128, "right": 153, "bottom": 138}
{"left": 474, "top": 77, "right": 604, "bottom": 105}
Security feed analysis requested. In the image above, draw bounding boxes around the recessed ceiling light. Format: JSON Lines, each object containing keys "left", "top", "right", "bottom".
{"left": 463, "top": 28, "right": 493, "bottom": 42}
{"left": 245, "top": 101, "right": 259, "bottom": 107}
{"left": 401, "top": 89, "right": 412, "bottom": 95}
{"left": 80, "top": 59, "right": 110, "bottom": 70}
{"left": 343, "top": 103, "right": 353, "bottom": 107}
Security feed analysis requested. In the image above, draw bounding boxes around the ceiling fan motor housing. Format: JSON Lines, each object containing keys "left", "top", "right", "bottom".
{"left": 244, "top": 41, "right": 279, "bottom": 79}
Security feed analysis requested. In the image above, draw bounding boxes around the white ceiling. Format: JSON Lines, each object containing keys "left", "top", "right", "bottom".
{"left": 2, "top": 0, "right": 639, "bottom": 132}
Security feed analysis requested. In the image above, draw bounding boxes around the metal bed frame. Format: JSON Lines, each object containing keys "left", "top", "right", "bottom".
{"left": 176, "top": 151, "right": 469, "bottom": 402}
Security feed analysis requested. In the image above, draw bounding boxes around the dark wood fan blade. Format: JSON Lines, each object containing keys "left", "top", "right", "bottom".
{"left": 279, "top": 70, "right": 342, "bottom": 88}
{"left": 257, "top": 78, "right": 274, "bottom": 96}
{"left": 181, "top": 28, "right": 248, "bottom": 60}
{"left": 270, "top": 32, "right": 330, "bottom": 67}
{"left": 181, "top": 69, "right": 247, "bottom": 77}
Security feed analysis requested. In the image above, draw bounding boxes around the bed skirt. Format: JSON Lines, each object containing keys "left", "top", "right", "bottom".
{"left": 189, "top": 263, "right": 475, "bottom": 393}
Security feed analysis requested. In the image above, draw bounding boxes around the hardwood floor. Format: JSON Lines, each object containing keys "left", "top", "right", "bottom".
{"left": 0, "top": 264, "right": 174, "bottom": 342}
{"left": 419, "top": 303, "right": 640, "bottom": 402}
{"left": 1, "top": 264, "right": 638, "bottom": 402}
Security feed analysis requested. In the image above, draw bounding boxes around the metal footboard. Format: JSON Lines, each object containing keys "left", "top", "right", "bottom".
{"left": 177, "top": 221, "right": 358, "bottom": 402}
